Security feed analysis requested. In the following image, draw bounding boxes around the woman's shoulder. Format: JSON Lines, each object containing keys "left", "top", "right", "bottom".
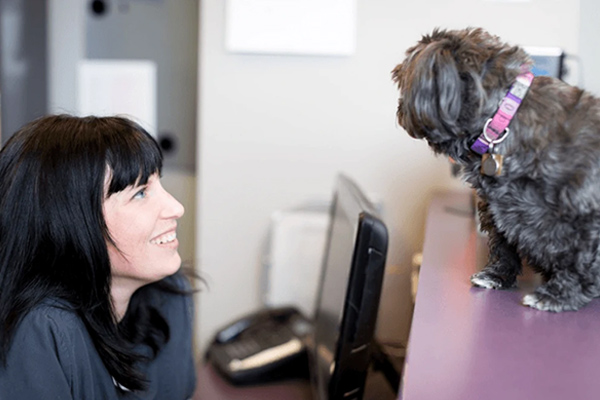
{"left": 13, "top": 299, "right": 91, "bottom": 359}
{"left": 2, "top": 300, "right": 120, "bottom": 399}
{"left": 20, "top": 299, "right": 85, "bottom": 334}
{"left": 5, "top": 299, "right": 89, "bottom": 376}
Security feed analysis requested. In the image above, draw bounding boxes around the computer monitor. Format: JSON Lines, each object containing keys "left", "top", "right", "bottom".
{"left": 309, "top": 174, "right": 389, "bottom": 400}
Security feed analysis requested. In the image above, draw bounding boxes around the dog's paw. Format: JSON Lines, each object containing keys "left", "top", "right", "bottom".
{"left": 470, "top": 271, "right": 512, "bottom": 289}
{"left": 522, "top": 293, "right": 577, "bottom": 312}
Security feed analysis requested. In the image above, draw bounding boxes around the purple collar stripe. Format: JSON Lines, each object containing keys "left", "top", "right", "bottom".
{"left": 471, "top": 71, "right": 534, "bottom": 155}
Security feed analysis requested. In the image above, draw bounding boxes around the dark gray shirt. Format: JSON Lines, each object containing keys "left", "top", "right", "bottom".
{"left": 0, "top": 281, "right": 196, "bottom": 399}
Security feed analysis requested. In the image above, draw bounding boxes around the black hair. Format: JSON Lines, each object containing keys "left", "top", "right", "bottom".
{"left": 0, "top": 114, "right": 187, "bottom": 392}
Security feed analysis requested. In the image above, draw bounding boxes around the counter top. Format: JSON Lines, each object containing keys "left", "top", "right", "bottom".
{"left": 401, "top": 191, "right": 600, "bottom": 400}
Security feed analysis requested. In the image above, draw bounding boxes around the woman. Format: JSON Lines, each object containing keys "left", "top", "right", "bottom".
{"left": 0, "top": 115, "right": 196, "bottom": 399}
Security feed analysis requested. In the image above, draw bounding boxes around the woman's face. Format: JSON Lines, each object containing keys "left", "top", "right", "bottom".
{"left": 103, "top": 173, "right": 185, "bottom": 286}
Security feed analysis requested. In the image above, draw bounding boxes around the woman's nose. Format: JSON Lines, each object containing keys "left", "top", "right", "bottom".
{"left": 168, "top": 195, "right": 185, "bottom": 219}
{"left": 159, "top": 184, "right": 185, "bottom": 219}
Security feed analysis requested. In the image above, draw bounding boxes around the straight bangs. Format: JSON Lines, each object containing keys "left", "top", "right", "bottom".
{"left": 104, "top": 119, "right": 163, "bottom": 196}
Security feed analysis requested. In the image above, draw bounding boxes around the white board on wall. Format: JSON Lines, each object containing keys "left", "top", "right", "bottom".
{"left": 225, "top": 0, "right": 357, "bottom": 56}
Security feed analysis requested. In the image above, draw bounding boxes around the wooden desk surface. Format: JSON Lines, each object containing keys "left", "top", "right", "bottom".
{"left": 194, "top": 363, "right": 400, "bottom": 400}
{"left": 400, "top": 191, "right": 600, "bottom": 400}
{"left": 193, "top": 364, "right": 312, "bottom": 400}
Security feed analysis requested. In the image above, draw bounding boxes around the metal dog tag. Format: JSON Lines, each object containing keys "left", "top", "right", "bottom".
{"left": 481, "top": 153, "right": 503, "bottom": 176}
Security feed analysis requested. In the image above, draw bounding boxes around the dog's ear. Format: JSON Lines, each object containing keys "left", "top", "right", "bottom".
{"left": 405, "top": 40, "right": 464, "bottom": 138}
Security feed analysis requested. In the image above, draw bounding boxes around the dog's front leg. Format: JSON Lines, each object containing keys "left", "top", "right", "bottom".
{"left": 470, "top": 198, "right": 522, "bottom": 289}
{"left": 522, "top": 268, "right": 595, "bottom": 312}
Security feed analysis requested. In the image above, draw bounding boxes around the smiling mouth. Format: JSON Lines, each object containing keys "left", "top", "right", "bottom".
{"left": 150, "top": 232, "right": 177, "bottom": 245}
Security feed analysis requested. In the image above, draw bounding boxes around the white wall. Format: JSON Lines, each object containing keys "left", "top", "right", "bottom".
{"left": 579, "top": 0, "right": 600, "bottom": 96}
{"left": 197, "top": 0, "right": 580, "bottom": 353}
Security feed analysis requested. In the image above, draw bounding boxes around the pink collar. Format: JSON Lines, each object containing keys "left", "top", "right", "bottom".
{"left": 471, "top": 68, "right": 534, "bottom": 155}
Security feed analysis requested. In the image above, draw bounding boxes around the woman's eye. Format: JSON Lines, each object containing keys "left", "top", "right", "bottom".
{"left": 133, "top": 188, "right": 147, "bottom": 199}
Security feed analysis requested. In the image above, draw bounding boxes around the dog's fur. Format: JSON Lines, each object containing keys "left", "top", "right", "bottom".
{"left": 392, "top": 28, "right": 600, "bottom": 312}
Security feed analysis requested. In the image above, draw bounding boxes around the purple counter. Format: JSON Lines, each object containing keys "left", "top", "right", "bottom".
{"left": 400, "top": 191, "right": 600, "bottom": 400}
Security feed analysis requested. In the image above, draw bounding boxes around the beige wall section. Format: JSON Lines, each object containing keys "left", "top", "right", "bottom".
{"left": 197, "top": 0, "right": 580, "bottom": 353}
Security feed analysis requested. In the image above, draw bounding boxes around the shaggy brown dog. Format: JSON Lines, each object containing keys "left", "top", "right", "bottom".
{"left": 392, "top": 28, "right": 600, "bottom": 312}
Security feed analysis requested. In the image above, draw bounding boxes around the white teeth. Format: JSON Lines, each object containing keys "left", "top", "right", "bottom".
{"left": 151, "top": 232, "right": 177, "bottom": 245}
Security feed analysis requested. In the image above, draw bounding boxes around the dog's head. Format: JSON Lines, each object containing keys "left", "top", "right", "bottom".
{"left": 392, "top": 28, "right": 531, "bottom": 161}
